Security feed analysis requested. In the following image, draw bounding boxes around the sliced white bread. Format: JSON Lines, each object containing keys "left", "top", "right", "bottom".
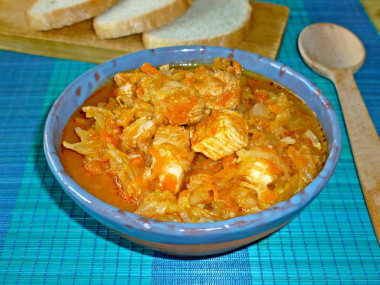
{"left": 93, "top": 0, "right": 193, "bottom": 39}
{"left": 142, "top": 0, "right": 252, "bottom": 49}
{"left": 27, "top": 0, "right": 120, "bottom": 31}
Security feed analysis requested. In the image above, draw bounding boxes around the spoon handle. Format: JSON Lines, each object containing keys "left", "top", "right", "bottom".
{"left": 333, "top": 70, "right": 380, "bottom": 244}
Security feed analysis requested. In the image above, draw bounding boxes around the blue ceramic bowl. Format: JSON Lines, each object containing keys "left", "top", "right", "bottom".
{"left": 44, "top": 46, "right": 341, "bottom": 257}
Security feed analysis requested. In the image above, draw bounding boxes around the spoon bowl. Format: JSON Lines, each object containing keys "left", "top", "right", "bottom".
{"left": 298, "top": 23, "right": 366, "bottom": 76}
{"left": 298, "top": 23, "right": 380, "bottom": 244}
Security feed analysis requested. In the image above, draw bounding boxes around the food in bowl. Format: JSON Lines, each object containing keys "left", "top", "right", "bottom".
{"left": 61, "top": 57, "right": 328, "bottom": 223}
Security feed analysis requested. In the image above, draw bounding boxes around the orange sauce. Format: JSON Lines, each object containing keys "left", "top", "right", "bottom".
{"left": 60, "top": 82, "right": 136, "bottom": 212}
{"left": 60, "top": 60, "right": 328, "bottom": 222}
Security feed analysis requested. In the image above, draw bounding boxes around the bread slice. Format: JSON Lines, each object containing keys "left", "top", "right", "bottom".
{"left": 142, "top": 0, "right": 252, "bottom": 49}
{"left": 93, "top": 0, "right": 193, "bottom": 39}
{"left": 27, "top": 0, "right": 120, "bottom": 31}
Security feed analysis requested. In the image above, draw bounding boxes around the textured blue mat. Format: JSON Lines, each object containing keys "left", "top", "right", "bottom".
{"left": 0, "top": 0, "right": 379, "bottom": 284}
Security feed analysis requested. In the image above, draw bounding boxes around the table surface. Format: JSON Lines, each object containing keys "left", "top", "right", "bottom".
{"left": 0, "top": 0, "right": 379, "bottom": 284}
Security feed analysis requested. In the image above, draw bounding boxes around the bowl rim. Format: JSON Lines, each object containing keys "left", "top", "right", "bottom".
{"left": 44, "top": 45, "right": 342, "bottom": 245}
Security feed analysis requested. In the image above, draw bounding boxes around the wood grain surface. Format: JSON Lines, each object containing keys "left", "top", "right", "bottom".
{"left": 298, "top": 23, "right": 380, "bottom": 244}
{"left": 333, "top": 71, "right": 380, "bottom": 245}
{"left": 0, "top": 1, "right": 289, "bottom": 63}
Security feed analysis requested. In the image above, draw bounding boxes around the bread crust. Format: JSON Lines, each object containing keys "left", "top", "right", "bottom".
{"left": 27, "top": 0, "right": 120, "bottom": 31}
{"left": 142, "top": 0, "right": 252, "bottom": 49}
{"left": 93, "top": 0, "right": 193, "bottom": 39}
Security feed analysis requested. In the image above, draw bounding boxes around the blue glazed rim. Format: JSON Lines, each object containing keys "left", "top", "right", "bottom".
{"left": 44, "top": 46, "right": 341, "bottom": 245}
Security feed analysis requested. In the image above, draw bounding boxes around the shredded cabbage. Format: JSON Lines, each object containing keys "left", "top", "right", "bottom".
{"left": 62, "top": 58, "right": 328, "bottom": 223}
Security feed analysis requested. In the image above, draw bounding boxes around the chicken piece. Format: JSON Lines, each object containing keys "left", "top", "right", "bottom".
{"left": 188, "top": 70, "right": 242, "bottom": 110}
{"left": 133, "top": 99, "right": 155, "bottom": 119}
{"left": 153, "top": 81, "right": 205, "bottom": 125}
{"left": 114, "top": 81, "right": 135, "bottom": 108}
{"left": 149, "top": 125, "right": 194, "bottom": 194}
{"left": 120, "top": 117, "right": 157, "bottom": 152}
{"left": 138, "top": 73, "right": 169, "bottom": 102}
{"left": 112, "top": 107, "right": 134, "bottom": 128}
{"left": 113, "top": 71, "right": 146, "bottom": 108}
{"left": 114, "top": 70, "right": 145, "bottom": 86}
{"left": 191, "top": 110, "right": 249, "bottom": 160}
{"left": 239, "top": 159, "right": 275, "bottom": 185}
{"left": 237, "top": 146, "right": 288, "bottom": 186}
{"left": 153, "top": 124, "right": 190, "bottom": 148}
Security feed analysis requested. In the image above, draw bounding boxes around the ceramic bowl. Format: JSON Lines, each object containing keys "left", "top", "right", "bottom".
{"left": 44, "top": 46, "right": 341, "bottom": 257}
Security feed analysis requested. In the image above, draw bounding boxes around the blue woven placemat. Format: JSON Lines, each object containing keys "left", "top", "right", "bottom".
{"left": 0, "top": 0, "right": 379, "bottom": 283}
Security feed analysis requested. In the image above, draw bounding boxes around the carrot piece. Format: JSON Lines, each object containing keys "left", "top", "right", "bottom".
{"left": 182, "top": 75, "right": 195, "bottom": 86}
{"left": 140, "top": 62, "right": 159, "bottom": 75}
{"left": 260, "top": 190, "right": 279, "bottom": 207}
{"left": 267, "top": 104, "right": 282, "bottom": 114}
{"left": 101, "top": 152, "right": 111, "bottom": 163}
{"left": 215, "top": 89, "right": 234, "bottom": 107}
{"left": 267, "top": 162, "right": 282, "bottom": 175}
{"left": 105, "top": 117, "right": 121, "bottom": 133}
{"left": 212, "top": 187, "right": 219, "bottom": 201}
{"left": 287, "top": 146, "right": 307, "bottom": 169}
{"left": 99, "top": 129, "right": 119, "bottom": 147}
{"left": 130, "top": 155, "right": 145, "bottom": 168}
{"left": 263, "top": 99, "right": 273, "bottom": 106}
{"left": 232, "top": 60, "right": 243, "bottom": 76}
{"left": 195, "top": 65, "right": 206, "bottom": 72}
{"left": 255, "top": 89, "right": 268, "bottom": 102}
{"left": 127, "top": 175, "right": 144, "bottom": 201}
{"left": 247, "top": 78, "right": 260, "bottom": 87}
{"left": 221, "top": 155, "right": 237, "bottom": 169}
{"left": 257, "top": 145, "right": 276, "bottom": 153}
{"left": 161, "top": 173, "right": 178, "bottom": 193}
{"left": 136, "top": 86, "right": 144, "bottom": 98}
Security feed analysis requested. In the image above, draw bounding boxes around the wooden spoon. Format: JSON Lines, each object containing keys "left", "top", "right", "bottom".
{"left": 298, "top": 23, "right": 380, "bottom": 244}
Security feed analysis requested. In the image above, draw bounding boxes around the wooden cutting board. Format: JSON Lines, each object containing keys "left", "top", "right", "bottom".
{"left": 0, "top": 1, "right": 289, "bottom": 63}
